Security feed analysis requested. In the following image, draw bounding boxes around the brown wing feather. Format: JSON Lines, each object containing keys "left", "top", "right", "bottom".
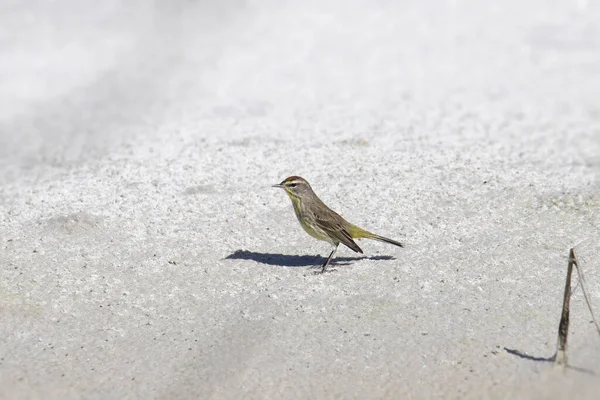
{"left": 312, "top": 205, "right": 364, "bottom": 254}
{"left": 336, "top": 228, "right": 363, "bottom": 253}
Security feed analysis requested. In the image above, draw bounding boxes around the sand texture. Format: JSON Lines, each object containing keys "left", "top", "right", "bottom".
{"left": 1, "top": 1, "right": 600, "bottom": 398}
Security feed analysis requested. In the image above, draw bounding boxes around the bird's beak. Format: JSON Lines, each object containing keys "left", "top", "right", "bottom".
{"left": 272, "top": 184, "right": 283, "bottom": 188}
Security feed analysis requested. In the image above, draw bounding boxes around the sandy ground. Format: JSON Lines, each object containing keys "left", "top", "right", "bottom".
{"left": 1, "top": 0, "right": 600, "bottom": 398}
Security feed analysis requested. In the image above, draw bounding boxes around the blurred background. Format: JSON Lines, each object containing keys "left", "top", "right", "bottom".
{"left": 2, "top": 0, "right": 599, "bottom": 181}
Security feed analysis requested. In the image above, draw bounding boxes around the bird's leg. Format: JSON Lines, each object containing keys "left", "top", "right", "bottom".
{"left": 319, "top": 244, "right": 339, "bottom": 274}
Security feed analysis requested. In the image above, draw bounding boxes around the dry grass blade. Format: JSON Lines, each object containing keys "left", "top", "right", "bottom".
{"left": 555, "top": 241, "right": 600, "bottom": 368}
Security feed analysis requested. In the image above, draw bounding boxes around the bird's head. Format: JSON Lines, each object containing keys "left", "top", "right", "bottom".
{"left": 273, "top": 176, "right": 313, "bottom": 200}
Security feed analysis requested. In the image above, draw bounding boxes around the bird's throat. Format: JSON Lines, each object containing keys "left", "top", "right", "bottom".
{"left": 285, "top": 192, "right": 303, "bottom": 217}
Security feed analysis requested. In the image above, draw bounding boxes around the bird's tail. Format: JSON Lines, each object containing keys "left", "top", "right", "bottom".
{"left": 348, "top": 225, "right": 404, "bottom": 248}
{"left": 369, "top": 234, "right": 404, "bottom": 248}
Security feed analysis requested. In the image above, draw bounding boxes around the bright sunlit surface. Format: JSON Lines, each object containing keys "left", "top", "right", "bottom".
{"left": 1, "top": 1, "right": 599, "bottom": 398}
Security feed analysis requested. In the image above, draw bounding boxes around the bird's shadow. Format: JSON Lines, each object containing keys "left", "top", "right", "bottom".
{"left": 224, "top": 250, "right": 395, "bottom": 267}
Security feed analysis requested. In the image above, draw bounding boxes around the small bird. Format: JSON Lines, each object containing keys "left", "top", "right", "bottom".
{"left": 273, "top": 176, "right": 404, "bottom": 273}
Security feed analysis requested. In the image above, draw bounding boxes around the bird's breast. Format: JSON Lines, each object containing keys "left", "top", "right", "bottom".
{"left": 290, "top": 198, "right": 332, "bottom": 243}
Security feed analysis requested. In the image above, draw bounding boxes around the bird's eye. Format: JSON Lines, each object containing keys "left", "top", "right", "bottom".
{"left": 289, "top": 183, "right": 297, "bottom": 188}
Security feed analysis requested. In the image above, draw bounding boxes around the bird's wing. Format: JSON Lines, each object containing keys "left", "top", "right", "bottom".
{"left": 314, "top": 211, "right": 364, "bottom": 254}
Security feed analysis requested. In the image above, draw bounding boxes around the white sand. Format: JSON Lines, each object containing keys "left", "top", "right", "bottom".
{"left": 1, "top": 1, "right": 600, "bottom": 398}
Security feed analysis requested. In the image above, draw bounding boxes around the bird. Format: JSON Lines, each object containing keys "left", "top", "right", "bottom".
{"left": 273, "top": 176, "right": 403, "bottom": 273}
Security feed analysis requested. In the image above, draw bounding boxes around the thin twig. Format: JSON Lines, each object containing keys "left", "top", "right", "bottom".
{"left": 554, "top": 248, "right": 574, "bottom": 366}
{"left": 554, "top": 245, "right": 600, "bottom": 367}
{"left": 572, "top": 246, "right": 600, "bottom": 337}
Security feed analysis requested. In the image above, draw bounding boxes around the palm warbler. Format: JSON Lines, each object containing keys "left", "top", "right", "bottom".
{"left": 273, "top": 176, "right": 403, "bottom": 273}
